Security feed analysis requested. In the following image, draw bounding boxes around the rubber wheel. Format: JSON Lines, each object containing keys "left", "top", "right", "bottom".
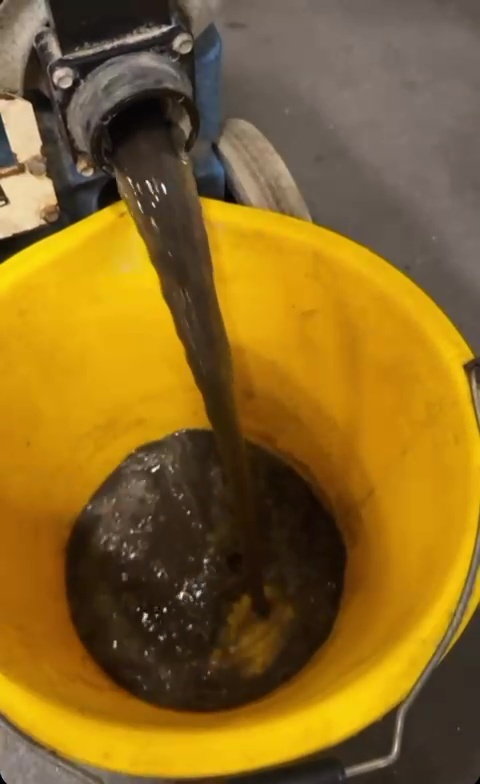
{"left": 216, "top": 118, "right": 312, "bottom": 221}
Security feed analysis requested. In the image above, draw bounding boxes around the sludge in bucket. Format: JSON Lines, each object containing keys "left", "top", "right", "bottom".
{"left": 0, "top": 199, "right": 477, "bottom": 778}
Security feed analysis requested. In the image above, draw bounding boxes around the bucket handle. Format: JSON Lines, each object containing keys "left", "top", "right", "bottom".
{"left": 240, "top": 358, "right": 480, "bottom": 783}
{"left": 228, "top": 757, "right": 346, "bottom": 784}
{"left": 1, "top": 361, "right": 480, "bottom": 783}
{"left": 465, "top": 357, "right": 480, "bottom": 429}
{"left": 340, "top": 357, "right": 480, "bottom": 778}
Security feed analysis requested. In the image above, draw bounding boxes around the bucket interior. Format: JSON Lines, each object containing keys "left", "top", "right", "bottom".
{"left": 0, "top": 201, "right": 478, "bottom": 777}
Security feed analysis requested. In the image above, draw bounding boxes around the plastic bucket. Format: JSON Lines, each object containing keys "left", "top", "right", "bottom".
{"left": 0, "top": 200, "right": 478, "bottom": 779}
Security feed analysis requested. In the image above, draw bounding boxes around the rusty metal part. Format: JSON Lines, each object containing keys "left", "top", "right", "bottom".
{"left": 76, "top": 154, "right": 95, "bottom": 177}
{"left": 25, "top": 153, "right": 47, "bottom": 175}
{"left": 40, "top": 203, "right": 59, "bottom": 223}
{"left": 0, "top": 162, "right": 25, "bottom": 178}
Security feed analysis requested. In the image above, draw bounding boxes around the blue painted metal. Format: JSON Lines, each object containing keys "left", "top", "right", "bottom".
{"left": 0, "top": 23, "right": 226, "bottom": 256}
{"left": 37, "top": 22, "right": 227, "bottom": 214}
{"left": 193, "top": 23, "right": 226, "bottom": 199}
{"left": 195, "top": 23, "right": 223, "bottom": 143}
{"left": 0, "top": 117, "right": 15, "bottom": 167}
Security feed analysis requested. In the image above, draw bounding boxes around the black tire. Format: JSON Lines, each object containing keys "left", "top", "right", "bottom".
{"left": 216, "top": 118, "right": 312, "bottom": 221}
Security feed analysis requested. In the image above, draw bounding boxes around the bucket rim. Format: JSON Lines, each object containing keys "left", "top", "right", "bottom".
{"left": 0, "top": 200, "right": 478, "bottom": 779}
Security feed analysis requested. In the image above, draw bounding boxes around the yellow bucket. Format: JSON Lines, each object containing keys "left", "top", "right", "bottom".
{"left": 0, "top": 200, "right": 478, "bottom": 779}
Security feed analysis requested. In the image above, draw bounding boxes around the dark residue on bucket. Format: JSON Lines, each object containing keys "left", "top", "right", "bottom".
{"left": 66, "top": 429, "right": 346, "bottom": 711}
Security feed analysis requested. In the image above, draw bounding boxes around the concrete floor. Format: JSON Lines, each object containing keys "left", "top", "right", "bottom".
{"left": 2, "top": 0, "right": 480, "bottom": 782}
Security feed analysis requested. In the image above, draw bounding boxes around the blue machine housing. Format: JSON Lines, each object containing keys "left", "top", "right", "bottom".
{"left": 0, "top": 24, "right": 225, "bottom": 259}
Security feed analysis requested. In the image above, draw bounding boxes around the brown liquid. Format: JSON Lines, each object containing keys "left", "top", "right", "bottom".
{"left": 66, "top": 429, "right": 345, "bottom": 710}
{"left": 65, "top": 103, "right": 346, "bottom": 711}
{"left": 111, "top": 104, "right": 267, "bottom": 615}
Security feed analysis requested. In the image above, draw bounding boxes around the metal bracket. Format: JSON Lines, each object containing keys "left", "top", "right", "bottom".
{"left": 0, "top": 0, "right": 220, "bottom": 96}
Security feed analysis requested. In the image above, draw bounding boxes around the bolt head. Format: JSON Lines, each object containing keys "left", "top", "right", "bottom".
{"left": 26, "top": 154, "right": 47, "bottom": 177}
{"left": 52, "top": 65, "right": 75, "bottom": 90}
{"left": 41, "top": 204, "right": 60, "bottom": 224}
{"left": 76, "top": 155, "right": 95, "bottom": 178}
{"left": 172, "top": 32, "right": 194, "bottom": 55}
